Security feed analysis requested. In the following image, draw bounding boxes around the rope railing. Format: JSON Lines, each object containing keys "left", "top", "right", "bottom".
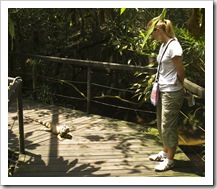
{"left": 9, "top": 70, "right": 146, "bottom": 114}
{"left": 9, "top": 53, "right": 157, "bottom": 114}
{"left": 9, "top": 53, "right": 205, "bottom": 128}
{"left": 92, "top": 82, "right": 135, "bottom": 93}
{"left": 91, "top": 99, "right": 156, "bottom": 114}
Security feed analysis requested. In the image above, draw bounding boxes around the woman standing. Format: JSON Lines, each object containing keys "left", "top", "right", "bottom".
{"left": 147, "top": 18, "right": 185, "bottom": 171}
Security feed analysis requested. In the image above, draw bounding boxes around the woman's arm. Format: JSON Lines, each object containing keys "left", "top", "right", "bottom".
{"left": 172, "top": 56, "right": 185, "bottom": 84}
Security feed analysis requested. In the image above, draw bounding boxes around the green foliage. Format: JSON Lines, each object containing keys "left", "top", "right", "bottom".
{"left": 36, "top": 84, "right": 54, "bottom": 104}
{"left": 131, "top": 72, "right": 155, "bottom": 103}
{"left": 175, "top": 27, "right": 205, "bottom": 86}
{"left": 8, "top": 14, "right": 15, "bottom": 51}
{"left": 9, "top": 8, "right": 205, "bottom": 130}
{"left": 8, "top": 8, "right": 205, "bottom": 93}
{"left": 182, "top": 106, "right": 205, "bottom": 131}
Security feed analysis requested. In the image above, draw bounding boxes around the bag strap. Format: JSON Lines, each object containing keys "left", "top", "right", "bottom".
{"left": 155, "top": 38, "right": 175, "bottom": 82}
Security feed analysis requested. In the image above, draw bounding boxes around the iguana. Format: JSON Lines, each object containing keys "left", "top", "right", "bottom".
{"left": 24, "top": 116, "right": 73, "bottom": 141}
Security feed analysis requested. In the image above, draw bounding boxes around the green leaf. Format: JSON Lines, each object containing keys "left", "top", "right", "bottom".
{"left": 120, "top": 8, "right": 126, "bottom": 15}
{"left": 141, "top": 8, "right": 167, "bottom": 48}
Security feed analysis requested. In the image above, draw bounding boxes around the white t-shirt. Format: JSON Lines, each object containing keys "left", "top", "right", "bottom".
{"left": 156, "top": 38, "right": 183, "bottom": 92}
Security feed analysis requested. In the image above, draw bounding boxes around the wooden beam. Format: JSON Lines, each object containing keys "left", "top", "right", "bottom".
{"left": 9, "top": 52, "right": 156, "bottom": 74}
{"left": 184, "top": 78, "right": 205, "bottom": 98}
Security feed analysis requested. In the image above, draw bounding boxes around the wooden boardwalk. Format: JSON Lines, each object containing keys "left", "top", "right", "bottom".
{"left": 8, "top": 100, "right": 202, "bottom": 177}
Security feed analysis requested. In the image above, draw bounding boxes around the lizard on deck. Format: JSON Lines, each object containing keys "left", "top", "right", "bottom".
{"left": 24, "top": 116, "right": 73, "bottom": 141}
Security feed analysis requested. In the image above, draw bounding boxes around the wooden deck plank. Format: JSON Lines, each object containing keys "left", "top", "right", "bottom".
{"left": 8, "top": 100, "right": 202, "bottom": 177}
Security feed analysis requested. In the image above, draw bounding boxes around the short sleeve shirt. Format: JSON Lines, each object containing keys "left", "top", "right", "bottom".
{"left": 156, "top": 38, "right": 183, "bottom": 92}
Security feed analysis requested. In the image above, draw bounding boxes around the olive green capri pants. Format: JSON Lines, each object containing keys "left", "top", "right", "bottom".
{"left": 157, "top": 88, "right": 184, "bottom": 147}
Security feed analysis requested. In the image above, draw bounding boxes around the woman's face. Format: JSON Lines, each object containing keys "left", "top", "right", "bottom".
{"left": 151, "top": 27, "right": 162, "bottom": 42}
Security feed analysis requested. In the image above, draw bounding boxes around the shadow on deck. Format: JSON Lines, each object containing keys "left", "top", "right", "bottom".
{"left": 8, "top": 100, "right": 202, "bottom": 177}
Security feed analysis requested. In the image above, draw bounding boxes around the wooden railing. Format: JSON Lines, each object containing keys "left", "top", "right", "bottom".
{"left": 9, "top": 52, "right": 205, "bottom": 115}
{"left": 183, "top": 78, "right": 205, "bottom": 98}
{"left": 9, "top": 53, "right": 157, "bottom": 114}
{"left": 8, "top": 77, "right": 25, "bottom": 154}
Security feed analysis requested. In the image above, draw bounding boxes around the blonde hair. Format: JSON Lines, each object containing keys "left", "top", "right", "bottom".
{"left": 147, "top": 17, "right": 175, "bottom": 38}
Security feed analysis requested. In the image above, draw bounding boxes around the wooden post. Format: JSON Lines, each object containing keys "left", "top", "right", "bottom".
{"left": 87, "top": 66, "right": 92, "bottom": 114}
{"left": 17, "top": 78, "right": 25, "bottom": 154}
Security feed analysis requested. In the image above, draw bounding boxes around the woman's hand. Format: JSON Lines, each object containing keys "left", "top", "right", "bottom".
{"left": 172, "top": 56, "right": 185, "bottom": 84}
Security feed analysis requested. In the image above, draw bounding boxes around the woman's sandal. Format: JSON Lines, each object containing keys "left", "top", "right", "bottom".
{"left": 149, "top": 151, "right": 167, "bottom": 162}
{"left": 155, "top": 159, "right": 174, "bottom": 172}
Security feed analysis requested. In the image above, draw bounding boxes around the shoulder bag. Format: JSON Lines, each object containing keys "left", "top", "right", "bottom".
{"left": 150, "top": 39, "right": 175, "bottom": 106}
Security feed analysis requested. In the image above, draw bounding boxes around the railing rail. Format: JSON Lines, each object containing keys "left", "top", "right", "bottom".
{"left": 9, "top": 53, "right": 156, "bottom": 72}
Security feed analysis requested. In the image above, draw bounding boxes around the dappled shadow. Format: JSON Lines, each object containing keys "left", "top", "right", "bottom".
{"left": 8, "top": 115, "right": 41, "bottom": 151}
{"left": 8, "top": 130, "right": 19, "bottom": 150}
{"left": 85, "top": 135, "right": 105, "bottom": 141}
{"left": 14, "top": 151, "right": 110, "bottom": 177}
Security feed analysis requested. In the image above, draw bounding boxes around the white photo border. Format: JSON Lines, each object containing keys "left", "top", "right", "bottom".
{"left": 1, "top": 0, "right": 214, "bottom": 186}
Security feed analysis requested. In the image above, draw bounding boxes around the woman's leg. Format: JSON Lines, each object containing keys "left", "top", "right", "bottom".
{"left": 164, "top": 146, "right": 176, "bottom": 160}
{"left": 160, "top": 89, "right": 184, "bottom": 155}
